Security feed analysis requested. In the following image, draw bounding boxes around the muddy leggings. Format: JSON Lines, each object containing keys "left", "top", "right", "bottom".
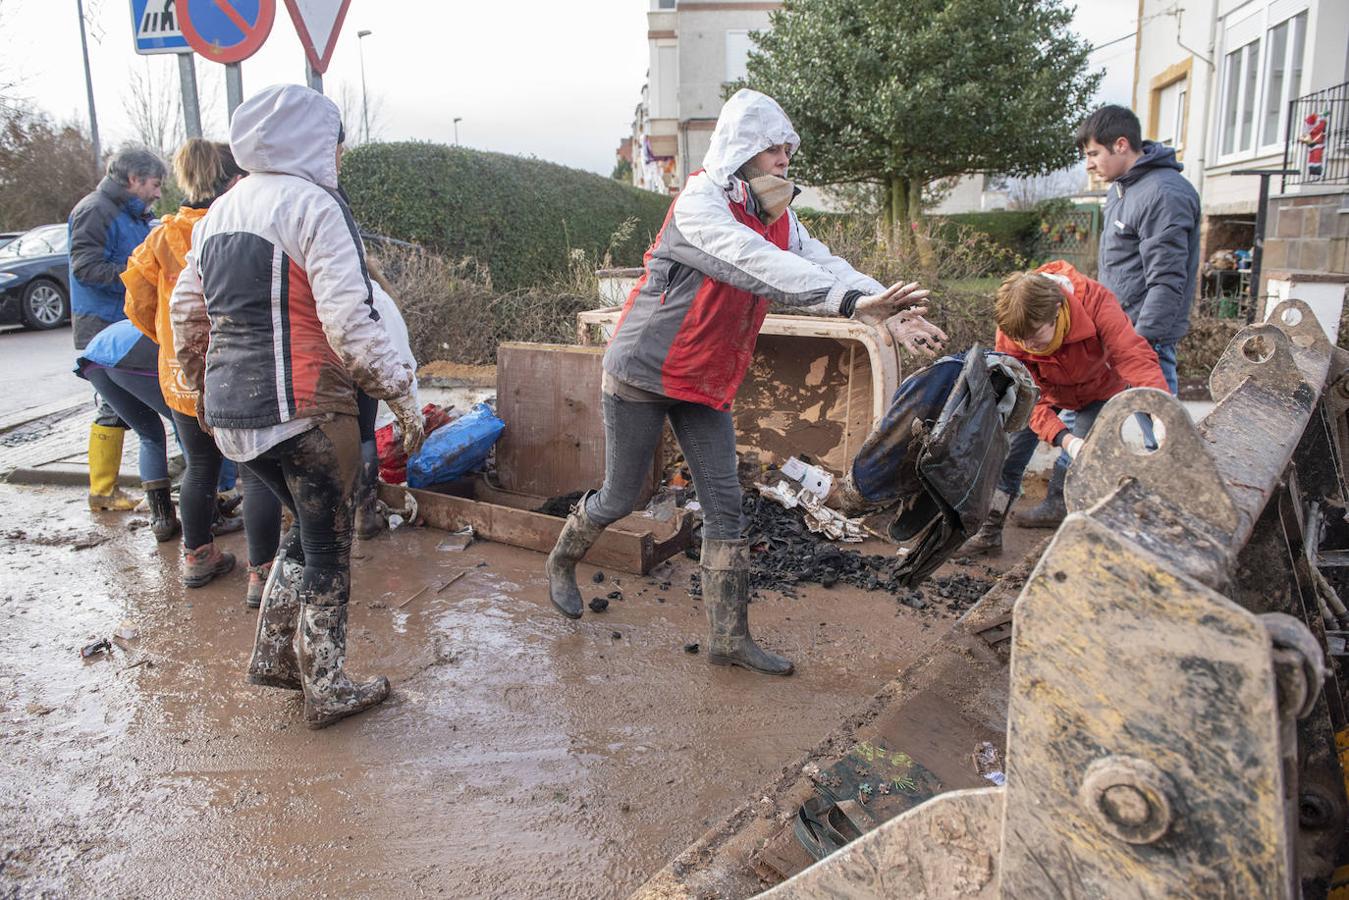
{"left": 241, "top": 416, "right": 360, "bottom": 605}
{"left": 172, "top": 411, "right": 281, "bottom": 559}
{"left": 586, "top": 392, "right": 744, "bottom": 541}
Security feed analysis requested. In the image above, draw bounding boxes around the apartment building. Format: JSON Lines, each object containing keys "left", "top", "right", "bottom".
{"left": 1132, "top": 0, "right": 1349, "bottom": 295}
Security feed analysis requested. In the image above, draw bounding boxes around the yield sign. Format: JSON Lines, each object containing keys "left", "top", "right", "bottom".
{"left": 282, "top": 0, "right": 351, "bottom": 75}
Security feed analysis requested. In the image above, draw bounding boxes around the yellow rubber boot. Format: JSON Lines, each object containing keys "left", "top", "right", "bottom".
{"left": 88, "top": 424, "right": 137, "bottom": 511}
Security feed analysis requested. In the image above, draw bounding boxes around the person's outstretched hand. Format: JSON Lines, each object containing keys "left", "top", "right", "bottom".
{"left": 389, "top": 394, "right": 426, "bottom": 458}
{"left": 853, "top": 281, "right": 946, "bottom": 355}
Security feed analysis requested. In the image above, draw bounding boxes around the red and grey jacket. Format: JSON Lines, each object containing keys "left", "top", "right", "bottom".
{"left": 604, "top": 89, "right": 884, "bottom": 411}
{"left": 170, "top": 85, "right": 413, "bottom": 430}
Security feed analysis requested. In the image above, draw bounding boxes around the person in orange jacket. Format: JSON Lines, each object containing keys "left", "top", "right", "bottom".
{"left": 122, "top": 139, "right": 282, "bottom": 600}
{"left": 962, "top": 260, "right": 1169, "bottom": 555}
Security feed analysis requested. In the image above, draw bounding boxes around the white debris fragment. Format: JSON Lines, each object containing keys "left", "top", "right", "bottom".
{"left": 755, "top": 480, "right": 864, "bottom": 542}
{"left": 781, "top": 457, "right": 833, "bottom": 501}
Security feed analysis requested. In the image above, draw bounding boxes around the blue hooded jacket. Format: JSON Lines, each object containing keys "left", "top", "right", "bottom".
{"left": 67, "top": 177, "right": 153, "bottom": 328}
{"left": 1097, "top": 141, "right": 1201, "bottom": 346}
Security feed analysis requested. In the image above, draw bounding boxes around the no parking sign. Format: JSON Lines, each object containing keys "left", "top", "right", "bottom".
{"left": 179, "top": 0, "right": 276, "bottom": 63}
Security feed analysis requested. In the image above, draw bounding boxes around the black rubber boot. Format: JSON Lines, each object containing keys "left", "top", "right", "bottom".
{"left": 354, "top": 439, "right": 388, "bottom": 540}
{"left": 144, "top": 479, "right": 180, "bottom": 542}
{"left": 703, "top": 538, "right": 793, "bottom": 676}
{"left": 545, "top": 491, "right": 606, "bottom": 619}
{"left": 1012, "top": 464, "right": 1067, "bottom": 529}
{"left": 245, "top": 550, "right": 304, "bottom": 689}
{"left": 963, "top": 490, "right": 1011, "bottom": 557}
{"left": 296, "top": 568, "right": 389, "bottom": 728}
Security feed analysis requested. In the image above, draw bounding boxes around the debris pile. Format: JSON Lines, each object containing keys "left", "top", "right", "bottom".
{"left": 683, "top": 495, "right": 993, "bottom": 613}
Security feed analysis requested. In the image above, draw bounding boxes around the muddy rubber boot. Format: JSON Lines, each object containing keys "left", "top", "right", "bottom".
{"left": 1012, "top": 464, "right": 1067, "bottom": 529}
{"left": 354, "top": 440, "right": 388, "bottom": 540}
{"left": 297, "top": 588, "right": 390, "bottom": 728}
{"left": 962, "top": 490, "right": 1011, "bottom": 557}
{"left": 545, "top": 491, "right": 606, "bottom": 619}
{"left": 245, "top": 554, "right": 303, "bottom": 688}
{"left": 144, "top": 479, "right": 180, "bottom": 542}
{"left": 87, "top": 424, "right": 137, "bottom": 511}
{"left": 703, "top": 538, "right": 793, "bottom": 676}
{"left": 183, "top": 541, "right": 236, "bottom": 588}
{"left": 244, "top": 561, "right": 273, "bottom": 609}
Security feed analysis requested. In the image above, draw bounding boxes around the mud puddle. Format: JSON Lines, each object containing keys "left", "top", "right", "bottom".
{"left": 0, "top": 481, "right": 1040, "bottom": 898}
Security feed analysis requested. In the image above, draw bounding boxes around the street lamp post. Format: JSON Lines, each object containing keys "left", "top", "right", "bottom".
{"left": 453, "top": 117, "right": 463, "bottom": 146}
{"left": 357, "top": 29, "right": 372, "bottom": 144}
{"left": 75, "top": 0, "right": 101, "bottom": 177}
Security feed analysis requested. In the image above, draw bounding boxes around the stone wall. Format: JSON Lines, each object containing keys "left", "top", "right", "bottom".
{"left": 1262, "top": 189, "right": 1349, "bottom": 278}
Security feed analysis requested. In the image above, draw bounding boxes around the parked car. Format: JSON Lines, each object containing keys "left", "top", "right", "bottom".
{"left": 0, "top": 224, "right": 71, "bottom": 330}
{"left": 0, "top": 232, "right": 22, "bottom": 250}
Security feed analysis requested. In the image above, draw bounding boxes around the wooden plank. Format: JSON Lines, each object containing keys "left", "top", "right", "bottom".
{"left": 379, "top": 483, "right": 691, "bottom": 575}
{"left": 494, "top": 342, "right": 661, "bottom": 504}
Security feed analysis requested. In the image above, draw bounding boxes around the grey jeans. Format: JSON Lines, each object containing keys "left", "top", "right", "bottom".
{"left": 586, "top": 391, "right": 744, "bottom": 540}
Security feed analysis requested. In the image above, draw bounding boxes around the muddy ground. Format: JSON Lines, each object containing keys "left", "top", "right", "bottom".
{"left": 0, "top": 481, "right": 1045, "bottom": 899}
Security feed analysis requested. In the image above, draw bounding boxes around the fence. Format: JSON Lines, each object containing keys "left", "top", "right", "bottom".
{"left": 1282, "top": 81, "right": 1349, "bottom": 190}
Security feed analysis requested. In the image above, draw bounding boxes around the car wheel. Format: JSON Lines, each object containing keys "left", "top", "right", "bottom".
{"left": 19, "top": 279, "right": 68, "bottom": 330}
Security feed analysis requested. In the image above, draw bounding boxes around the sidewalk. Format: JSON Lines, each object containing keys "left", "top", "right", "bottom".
{"left": 1, "top": 400, "right": 153, "bottom": 487}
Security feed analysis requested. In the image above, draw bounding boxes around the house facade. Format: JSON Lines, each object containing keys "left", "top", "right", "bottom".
{"left": 1132, "top": 0, "right": 1349, "bottom": 299}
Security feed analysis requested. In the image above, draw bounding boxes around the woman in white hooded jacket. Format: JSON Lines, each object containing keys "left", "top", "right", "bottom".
{"left": 544, "top": 90, "right": 946, "bottom": 675}
{"left": 171, "top": 84, "right": 424, "bottom": 729}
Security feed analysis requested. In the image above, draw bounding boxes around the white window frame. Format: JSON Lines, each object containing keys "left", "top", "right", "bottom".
{"left": 1256, "top": 10, "right": 1308, "bottom": 153}
{"left": 1156, "top": 78, "right": 1188, "bottom": 150}
{"left": 1213, "top": 1, "right": 1310, "bottom": 164}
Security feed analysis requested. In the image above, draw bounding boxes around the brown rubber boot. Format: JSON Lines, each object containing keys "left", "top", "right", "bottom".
{"left": 297, "top": 600, "right": 390, "bottom": 728}
{"left": 183, "top": 541, "right": 235, "bottom": 588}
{"left": 144, "top": 479, "right": 180, "bottom": 542}
{"left": 1012, "top": 465, "right": 1067, "bottom": 529}
{"left": 703, "top": 538, "right": 793, "bottom": 676}
{"left": 962, "top": 490, "right": 1012, "bottom": 557}
{"left": 545, "top": 491, "right": 606, "bottom": 619}
{"left": 245, "top": 555, "right": 303, "bottom": 688}
{"left": 244, "top": 561, "right": 273, "bottom": 609}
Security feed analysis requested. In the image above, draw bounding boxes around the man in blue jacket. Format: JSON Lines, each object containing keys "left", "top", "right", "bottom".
{"left": 67, "top": 147, "right": 164, "bottom": 510}
{"left": 1078, "top": 105, "right": 1200, "bottom": 395}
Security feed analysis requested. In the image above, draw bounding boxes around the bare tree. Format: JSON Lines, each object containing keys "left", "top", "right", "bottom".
{"left": 1004, "top": 167, "right": 1087, "bottom": 210}
{"left": 123, "top": 57, "right": 181, "bottom": 158}
{"left": 0, "top": 107, "right": 99, "bottom": 230}
{"left": 333, "top": 79, "right": 386, "bottom": 145}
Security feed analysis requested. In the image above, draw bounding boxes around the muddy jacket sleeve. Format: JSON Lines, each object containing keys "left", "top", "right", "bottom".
{"left": 294, "top": 191, "right": 413, "bottom": 402}
{"left": 665, "top": 179, "right": 854, "bottom": 313}
{"left": 169, "top": 234, "right": 209, "bottom": 395}
{"left": 1091, "top": 281, "right": 1169, "bottom": 392}
{"left": 1132, "top": 190, "right": 1199, "bottom": 343}
{"left": 121, "top": 239, "right": 161, "bottom": 342}
{"left": 69, "top": 199, "right": 123, "bottom": 287}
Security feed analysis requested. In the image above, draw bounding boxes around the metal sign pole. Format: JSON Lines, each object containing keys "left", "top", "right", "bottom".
{"left": 306, "top": 60, "right": 323, "bottom": 93}
{"left": 76, "top": 0, "right": 101, "bottom": 176}
{"left": 1232, "top": 168, "right": 1299, "bottom": 323}
{"left": 178, "top": 52, "right": 203, "bottom": 139}
{"left": 225, "top": 63, "right": 244, "bottom": 120}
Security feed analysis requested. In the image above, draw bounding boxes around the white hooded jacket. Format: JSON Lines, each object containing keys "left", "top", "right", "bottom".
{"left": 603, "top": 89, "right": 883, "bottom": 410}
{"left": 170, "top": 84, "right": 414, "bottom": 438}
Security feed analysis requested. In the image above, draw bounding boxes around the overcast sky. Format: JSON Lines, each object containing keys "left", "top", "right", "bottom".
{"left": 2, "top": 0, "right": 1137, "bottom": 176}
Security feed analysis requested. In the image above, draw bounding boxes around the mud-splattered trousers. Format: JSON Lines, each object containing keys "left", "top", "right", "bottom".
{"left": 173, "top": 410, "right": 282, "bottom": 558}
{"left": 241, "top": 415, "right": 360, "bottom": 605}
{"left": 586, "top": 391, "right": 744, "bottom": 541}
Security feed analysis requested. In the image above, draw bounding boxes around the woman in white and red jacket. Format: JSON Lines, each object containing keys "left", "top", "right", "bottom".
{"left": 171, "top": 84, "right": 424, "bottom": 729}
{"left": 545, "top": 89, "right": 946, "bottom": 675}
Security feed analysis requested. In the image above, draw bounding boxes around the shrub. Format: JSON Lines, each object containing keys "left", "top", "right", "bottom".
{"left": 932, "top": 211, "right": 1040, "bottom": 260}
{"left": 342, "top": 142, "right": 671, "bottom": 290}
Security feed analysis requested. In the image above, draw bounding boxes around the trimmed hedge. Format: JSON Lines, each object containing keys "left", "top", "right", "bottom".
{"left": 342, "top": 142, "right": 672, "bottom": 290}
{"left": 934, "top": 211, "right": 1040, "bottom": 260}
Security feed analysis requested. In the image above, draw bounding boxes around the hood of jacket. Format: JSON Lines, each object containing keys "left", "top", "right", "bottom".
{"left": 1117, "top": 140, "right": 1183, "bottom": 187}
{"left": 230, "top": 83, "right": 342, "bottom": 188}
{"left": 160, "top": 205, "right": 209, "bottom": 266}
{"left": 702, "top": 89, "right": 800, "bottom": 189}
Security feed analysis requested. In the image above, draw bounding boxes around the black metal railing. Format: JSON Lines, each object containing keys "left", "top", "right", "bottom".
{"left": 1282, "top": 81, "right": 1349, "bottom": 190}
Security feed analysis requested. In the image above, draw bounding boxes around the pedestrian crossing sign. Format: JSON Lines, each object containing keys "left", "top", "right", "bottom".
{"left": 130, "top": 0, "right": 191, "bottom": 54}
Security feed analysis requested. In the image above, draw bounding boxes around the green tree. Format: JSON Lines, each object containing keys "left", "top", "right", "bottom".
{"left": 0, "top": 108, "right": 98, "bottom": 231}
{"left": 743, "top": 0, "right": 1101, "bottom": 246}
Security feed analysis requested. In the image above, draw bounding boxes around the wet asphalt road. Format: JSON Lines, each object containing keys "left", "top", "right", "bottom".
{"left": 0, "top": 325, "right": 85, "bottom": 421}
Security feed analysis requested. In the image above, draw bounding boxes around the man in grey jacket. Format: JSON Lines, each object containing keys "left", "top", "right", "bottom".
{"left": 1079, "top": 105, "right": 1200, "bottom": 394}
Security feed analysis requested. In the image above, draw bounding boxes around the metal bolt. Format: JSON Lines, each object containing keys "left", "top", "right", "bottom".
{"left": 1080, "top": 756, "right": 1176, "bottom": 845}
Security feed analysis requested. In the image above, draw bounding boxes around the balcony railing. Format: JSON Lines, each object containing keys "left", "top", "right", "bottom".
{"left": 1282, "top": 81, "right": 1349, "bottom": 190}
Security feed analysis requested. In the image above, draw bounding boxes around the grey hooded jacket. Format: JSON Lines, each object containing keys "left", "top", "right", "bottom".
{"left": 1097, "top": 141, "right": 1201, "bottom": 346}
